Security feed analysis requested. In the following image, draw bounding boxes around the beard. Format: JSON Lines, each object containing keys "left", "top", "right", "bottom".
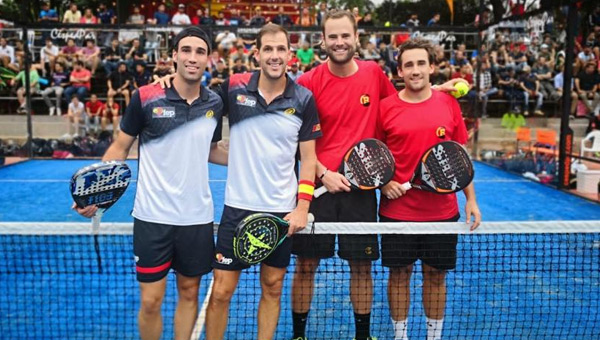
{"left": 326, "top": 43, "right": 356, "bottom": 65}
{"left": 177, "top": 63, "right": 204, "bottom": 83}
{"left": 261, "top": 59, "right": 286, "bottom": 81}
{"left": 404, "top": 76, "right": 428, "bottom": 92}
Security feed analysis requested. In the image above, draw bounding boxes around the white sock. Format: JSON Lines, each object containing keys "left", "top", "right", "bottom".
{"left": 392, "top": 318, "right": 408, "bottom": 340}
{"left": 426, "top": 317, "right": 443, "bottom": 340}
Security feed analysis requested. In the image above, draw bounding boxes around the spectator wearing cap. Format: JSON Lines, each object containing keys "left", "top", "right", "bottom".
{"left": 133, "top": 62, "right": 152, "bottom": 89}
{"left": 210, "top": 59, "right": 229, "bottom": 89}
{"left": 287, "top": 62, "right": 303, "bottom": 82}
{"left": 249, "top": 7, "right": 266, "bottom": 26}
{"left": 64, "top": 60, "right": 91, "bottom": 102}
{"left": 153, "top": 51, "right": 174, "bottom": 79}
{"left": 80, "top": 8, "right": 98, "bottom": 24}
{"left": 63, "top": 3, "right": 81, "bottom": 23}
{"left": 575, "top": 62, "right": 600, "bottom": 116}
{"left": 78, "top": 39, "right": 100, "bottom": 75}
{"left": 107, "top": 62, "right": 131, "bottom": 107}
{"left": 172, "top": 4, "right": 192, "bottom": 26}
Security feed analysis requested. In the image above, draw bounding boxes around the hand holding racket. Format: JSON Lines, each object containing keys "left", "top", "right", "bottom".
{"left": 314, "top": 139, "right": 395, "bottom": 198}
{"left": 233, "top": 212, "right": 314, "bottom": 265}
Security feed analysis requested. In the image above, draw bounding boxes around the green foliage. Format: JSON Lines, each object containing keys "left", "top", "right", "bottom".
{"left": 0, "top": 0, "right": 22, "bottom": 22}
{"left": 0, "top": 67, "right": 17, "bottom": 90}
{"left": 327, "top": 0, "right": 376, "bottom": 13}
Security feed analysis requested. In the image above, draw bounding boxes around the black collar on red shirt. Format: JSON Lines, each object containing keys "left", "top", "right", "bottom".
{"left": 246, "top": 70, "right": 295, "bottom": 99}
{"left": 166, "top": 83, "right": 210, "bottom": 102}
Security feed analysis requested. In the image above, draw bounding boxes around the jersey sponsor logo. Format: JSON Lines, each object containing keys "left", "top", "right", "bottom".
{"left": 436, "top": 126, "right": 446, "bottom": 138}
{"left": 152, "top": 106, "right": 176, "bottom": 118}
{"left": 312, "top": 123, "right": 321, "bottom": 132}
{"left": 360, "top": 94, "right": 370, "bottom": 107}
{"left": 215, "top": 253, "right": 233, "bottom": 265}
{"left": 206, "top": 110, "right": 215, "bottom": 118}
{"left": 236, "top": 94, "right": 257, "bottom": 107}
{"left": 284, "top": 107, "right": 296, "bottom": 115}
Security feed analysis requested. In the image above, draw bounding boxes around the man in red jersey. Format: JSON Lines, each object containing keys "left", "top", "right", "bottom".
{"left": 377, "top": 39, "right": 481, "bottom": 340}
{"left": 290, "top": 10, "right": 468, "bottom": 340}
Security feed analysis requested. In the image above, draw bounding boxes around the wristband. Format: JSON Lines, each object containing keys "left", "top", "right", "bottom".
{"left": 298, "top": 180, "right": 315, "bottom": 201}
{"left": 319, "top": 169, "right": 329, "bottom": 180}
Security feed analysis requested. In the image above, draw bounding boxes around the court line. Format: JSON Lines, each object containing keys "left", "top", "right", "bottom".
{"left": 190, "top": 277, "right": 214, "bottom": 340}
{"left": 0, "top": 179, "right": 227, "bottom": 183}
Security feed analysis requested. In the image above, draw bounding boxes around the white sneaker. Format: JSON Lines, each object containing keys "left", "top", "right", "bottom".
{"left": 72, "top": 133, "right": 79, "bottom": 138}
{"left": 49, "top": 107, "right": 56, "bottom": 116}
{"left": 60, "top": 133, "right": 72, "bottom": 140}
{"left": 56, "top": 107, "right": 62, "bottom": 115}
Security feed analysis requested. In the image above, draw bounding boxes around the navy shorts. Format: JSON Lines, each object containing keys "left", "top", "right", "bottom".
{"left": 379, "top": 214, "right": 460, "bottom": 271}
{"left": 133, "top": 218, "right": 214, "bottom": 282}
{"left": 292, "top": 190, "right": 379, "bottom": 261}
{"left": 213, "top": 205, "right": 293, "bottom": 271}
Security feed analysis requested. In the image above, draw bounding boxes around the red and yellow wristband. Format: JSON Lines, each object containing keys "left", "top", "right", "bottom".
{"left": 298, "top": 180, "right": 315, "bottom": 202}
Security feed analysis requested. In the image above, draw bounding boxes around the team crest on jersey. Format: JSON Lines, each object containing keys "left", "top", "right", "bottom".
{"left": 436, "top": 126, "right": 446, "bottom": 138}
{"left": 206, "top": 110, "right": 215, "bottom": 118}
{"left": 312, "top": 124, "right": 321, "bottom": 132}
{"left": 284, "top": 108, "right": 296, "bottom": 115}
{"left": 152, "top": 107, "right": 176, "bottom": 118}
{"left": 236, "top": 94, "right": 257, "bottom": 107}
{"left": 360, "top": 94, "right": 370, "bottom": 107}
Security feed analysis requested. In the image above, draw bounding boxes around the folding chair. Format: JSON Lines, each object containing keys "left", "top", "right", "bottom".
{"left": 580, "top": 130, "right": 600, "bottom": 158}
{"left": 516, "top": 127, "right": 532, "bottom": 152}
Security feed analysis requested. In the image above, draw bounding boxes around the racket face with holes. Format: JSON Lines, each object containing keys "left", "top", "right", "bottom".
{"left": 233, "top": 213, "right": 288, "bottom": 265}
{"left": 341, "top": 139, "right": 395, "bottom": 190}
{"left": 416, "top": 141, "right": 474, "bottom": 193}
{"left": 70, "top": 161, "right": 132, "bottom": 210}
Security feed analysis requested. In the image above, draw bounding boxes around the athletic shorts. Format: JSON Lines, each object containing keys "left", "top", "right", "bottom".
{"left": 213, "top": 205, "right": 293, "bottom": 271}
{"left": 379, "top": 214, "right": 460, "bottom": 271}
{"left": 133, "top": 218, "right": 214, "bottom": 282}
{"left": 292, "top": 190, "right": 379, "bottom": 261}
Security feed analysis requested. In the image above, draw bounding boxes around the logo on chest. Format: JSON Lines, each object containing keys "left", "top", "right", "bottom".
{"left": 152, "top": 106, "right": 176, "bottom": 118}
{"left": 436, "top": 126, "right": 446, "bottom": 138}
{"left": 236, "top": 94, "right": 257, "bottom": 107}
{"left": 360, "top": 94, "right": 370, "bottom": 107}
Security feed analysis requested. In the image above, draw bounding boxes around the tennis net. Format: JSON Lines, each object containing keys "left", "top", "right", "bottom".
{"left": 0, "top": 221, "right": 598, "bottom": 340}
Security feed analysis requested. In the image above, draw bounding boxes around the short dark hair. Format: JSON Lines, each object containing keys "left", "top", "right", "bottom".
{"left": 322, "top": 9, "right": 357, "bottom": 34}
{"left": 397, "top": 39, "right": 435, "bottom": 69}
{"left": 256, "top": 23, "right": 290, "bottom": 50}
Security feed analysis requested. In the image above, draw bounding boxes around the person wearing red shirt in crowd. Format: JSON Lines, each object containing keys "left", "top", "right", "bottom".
{"left": 101, "top": 96, "right": 120, "bottom": 137}
{"left": 85, "top": 94, "right": 104, "bottom": 135}
{"left": 290, "top": 10, "right": 466, "bottom": 340}
{"left": 377, "top": 39, "right": 481, "bottom": 340}
{"left": 64, "top": 60, "right": 91, "bottom": 102}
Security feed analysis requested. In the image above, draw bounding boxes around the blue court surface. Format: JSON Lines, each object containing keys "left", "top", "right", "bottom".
{"left": 0, "top": 160, "right": 599, "bottom": 340}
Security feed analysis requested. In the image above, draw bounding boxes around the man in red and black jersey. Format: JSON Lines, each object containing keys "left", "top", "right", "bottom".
{"left": 290, "top": 10, "right": 468, "bottom": 340}
{"left": 377, "top": 39, "right": 481, "bottom": 340}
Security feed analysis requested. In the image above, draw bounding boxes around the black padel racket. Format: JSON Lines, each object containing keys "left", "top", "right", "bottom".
{"left": 400, "top": 141, "right": 474, "bottom": 194}
{"left": 70, "top": 161, "right": 132, "bottom": 271}
{"left": 314, "top": 139, "right": 395, "bottom": 198}
{"left": 233, "top": 213, "right": 314, "bottom": 265}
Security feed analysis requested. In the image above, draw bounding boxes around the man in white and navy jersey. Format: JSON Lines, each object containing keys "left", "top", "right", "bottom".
{"left": 75, "top": 27, "right": 227, "bottom": 340}
{"left": 204, "top": 24, "right": 321, "bottom": 340}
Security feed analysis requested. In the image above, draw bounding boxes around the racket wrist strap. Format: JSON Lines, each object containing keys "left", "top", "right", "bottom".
{"left": 319, "top": 168, "right": 328, "bottom": 180}
{"left": 298, "top": 180, "right": 315, "bottom": 202}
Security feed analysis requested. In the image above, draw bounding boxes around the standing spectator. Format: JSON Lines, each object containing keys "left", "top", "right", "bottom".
{"left": 296, "top": 7, "right": 315, "bottom": 27}
{"left": 316, "top": 2, "right": 328, "bottom": 26}
{"left": 249, "top": 7, "right": 266, "bottom": 26}
{"left": 533, "top": 56, "right": 560, "bottom": 101}
{"left": 58, "top": 38, "right": 79, "bottom": 69}
{"left": 287, "top": 62, "right": 303, "bottom": 81}
{"left": 40, "top": 38, "right": 59, "bottom": 75}
{"left": 102, "top": 38, "right": 123, "bottom": 76}
{"left": 229, "top": 9, "right": 242, "bottom": 26}
{"left": 133, "top": 62, "right": 152, "bottom": 89}
{"left": 41, "top": 63, "right": 70, "bottom": 116}
{"left": 11, "top": 65, "right": 40, "bottom": 114}
{"left": 296, "top": 42, "right": 315, "bottom": 70}
{"left": 85, "top": 94, "right": 104, "bottom": 135}
{"left": 272, "top": 6, "right": 293, "bottom": 27}
{"left": 107, "top": 62, "right": 131, "bottom": 107}
{"left": 127, "top": 6, "right": 145, "bottom": 24}
{"left": 97, "top": 4, "right": 117, "bottom": 47}
{"left": 588, "top": 4, "right": 600, "bottom": 30}
{"left": 65, "top": 95, "right": 85, "bottom": 138}
{"left": 80, "top": 8, "right": 98, "bottom": 24}
{"left": 64, "top": 60, "right": 91, "bottom": 102}
{"left": 352, "top": 7, "right": 362, "bottom": 22}
{"left": 172, "top": 4, "right": 192, "bottom": 26}
{"left": 406, "top": 13, "right": 420, "bottom": 27}
{"left": 78, "top": 39, "right": 100, "bottom": 75}
{"left": 210, "top": 59, "right": 228, "bottom": 89}
{"left": 427, "top": 13, "right": 441, "bottom": 27}
{"left": 150, "top": 4, "right": 170, "bottom": 25}
{"left": 39, "top": 0, "right": 59, "bottom": 40}
{"left": 100, "top": 96, "right": 120, "bottom": 135}
{"left": 0, "top": 37, "right": 16, "bottom": 69}
{"left": 215, "top": 11, "right": 230, "bottom": 26}
{"left": 63, "top": 3, "right": 81, "bottom": 23}
{"left": 575, "top": 62, "right": 600, "bottom": 116}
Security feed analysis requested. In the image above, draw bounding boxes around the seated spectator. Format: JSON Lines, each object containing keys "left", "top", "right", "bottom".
{"left": 64, "top": 60, "right": 91, "bottom": 102}
{"left": 102, "top": 38, "right": 123, "bottom": 76}
{"left": 508, "top": 43, "right": 528, "bottom": 71}
{"left": 519, "top": 65, "right": 544, "bottom": 116}
{"left": 360, "top": 42, "right": 380, "bottom": 61}
{"left": 215, "top": 30, "right": 237, "bottom": 56}
{"left": 78, "top": 39, "right": 100, "bottom": 75}
{"left": 287, "top": 63, "right": 304, "bottom": 81}
{"left": 12, "top": 41, "right": 25, "bottom": 73}
{"left": 101, "top": 97, "right": 121, "bottom": 136}
{"left": 85, "top": 94, "right": 103, "bottom": 135}
{"left": 107, "top": 62, "right": 131, "bottom": 107}
{"left": 208, "top": 50, "right": 222, "bottom": 72}
{"left": 358, "top": 12, "right": 375, "bottom": 27}
{"left": 498, "top": 67, "right": 524, "bottom": 113}
{"left": 554, "top": 64, "right": 578, "bottom": 117}
{"left": 490, "top": 44, "right": 511, "bottom": 73}
{"left": 377, "top": 58, "right": 392, "bottom": 82}
{"left": 58, "top": 38, "right": 79, "bottom": 69}
{"left": 210, "top": 59, "right": 229, "bottom": 89}
{"left": 125, "top": 38, "right": 148, "bottom": 72}
{"left": 231, "top": 58, "right": 248, "bottom": 75}
{"left": 272, "top": 6, "right": 292, "bottom": 26}
{"left": 575, "top": 61, "right": 600, "bottom": 116}
{"left": 215, "top": 11, "right": 230, "bottom": 26}
{"left": 406, "top": 13, "right": 419, "bottom": 27}
{"left": 127, "top": 6, "right": 145, "bottom": 24}
{"left": 477, "top": 61, "right": 499, "bottom": 118}
{"left": 63, "top": 2, "right": 81, "bottom": 23}
{"left": 0, "top": 37, "right": 15, "bottom": 69}
{"left": 40, "top": 38, "right": 59, "bottom": 76}
{"left": 296, "top": 42, "right": 315, "bottom": 70}
{"left": 192, "top": 7, "right": 214, "bottom": 26}
{"left": 433, "top": 45, "right": 450, "bottom": 79}
{"left": 80, "top": 8, "right": 97, "bottom": 24}
{"left": 533, "top": 56, "right": 560, "bottom": 101}
{"left": 430, "top": 64, "right": 448, "bottom": 86}
{"left": 65, "top": 95, "right": 85, "bottom": 138}
{"left": 249, "top": 7, "right": 266, "bottom": 26}
{"left": 153, "top": 51, "right": 174, "bottom": 79}
{"left": 576, "top": 42, "right": 597, "bottom": 75}
{"left": 452, "top": 63, "right": 476, "bottom": 115}
{"left": 11, "top": 65, "right": 40, "bottom": 114}
{"left": 41, "top": 63, "right": 70, "bottom": 116}
{"left": 133, "top": 62, "right": 152, "bottom": 89}
{"left": 229, "top": 45, "right": 248, "bottom": 70}
{"left": 379, "top": 42, "right": 397, "bottom": 71}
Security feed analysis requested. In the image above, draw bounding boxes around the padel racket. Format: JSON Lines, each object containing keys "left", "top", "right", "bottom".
{"left": 233, "top": 213, "right": 314, "bottom": 265}
{"left": 314, "top": 139, "right": 395, "bottom": 198}
{"left": 70, "top": 161, "right": 132, "bottom": 272}
{"left": 400, "top": 141, "right": 474, "bottom": 193}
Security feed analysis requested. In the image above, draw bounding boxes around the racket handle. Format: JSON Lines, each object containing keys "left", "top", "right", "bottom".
{"left": 400, "top": 182, "right": 412, "bottom": 191}
{"left": 307, "top": 213, "right": 315, "bottom": 224}
{"left": 313, "top": 186, "right": 328, "bottom": 198}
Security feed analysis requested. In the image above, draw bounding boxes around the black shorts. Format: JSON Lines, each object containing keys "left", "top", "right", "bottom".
{"left": 133, "top": 218, "right": 215, "bottom": 282}
{"left": 379, "top": 214, "right": 460, "bottom": 271}
{"left": 292, "top": 190, "right": 379, "bottom": 261}
{"left": 213, "top": 205, "right": 293, "bottom": 271}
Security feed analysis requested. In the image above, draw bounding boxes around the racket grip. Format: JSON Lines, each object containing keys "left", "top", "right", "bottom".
{"left": 313, "top": 186, "right": 328, "bottom": 198}
{"left": 400, "top": 182, "right": 412, "bottom": 191}
{"left": 307, "top": 213, "right": 315, "bottom": 224}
